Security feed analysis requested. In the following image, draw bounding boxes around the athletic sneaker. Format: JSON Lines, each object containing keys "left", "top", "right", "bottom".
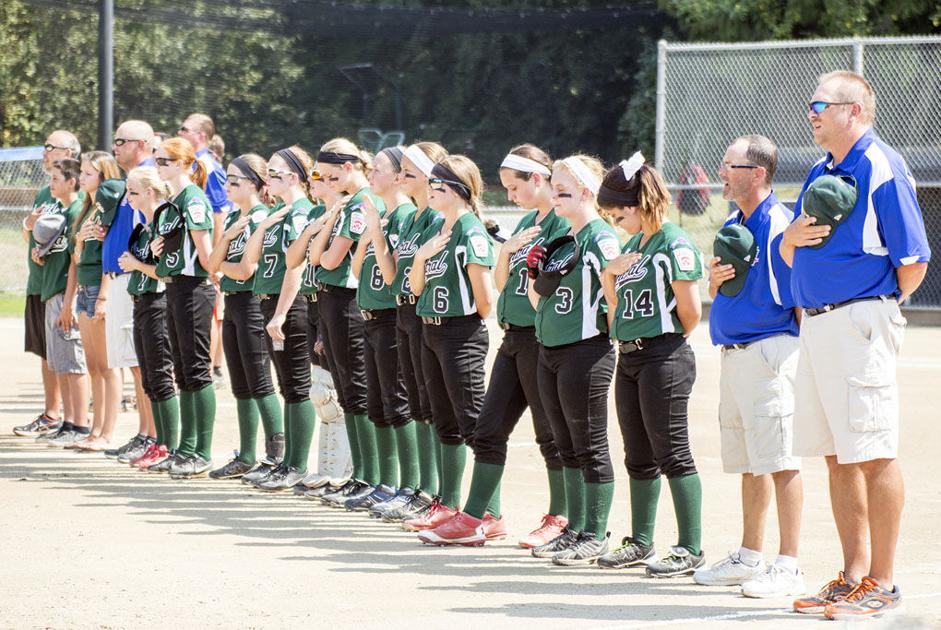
{"left": 645, "top": 546, "right": 705, "bottom": 578}
{"left": 146, "top": 450, "right": 181, "bottom": 474}
{"left": 346, "top": 484, "right": 395, "bottom": 512}
{"left": 305, "top": 483, "right": 343, "bottom": 500}
{"left": 531, "top": 528, "right": 578, "bottom": 559}
{"left": 824, "top": 577, "right": 901, "bottom": 620}
{"left": 402, "top": 499, "right": 457, "bottom": 532}
{"left": 741, "top": 563, "right": 806, "bottom": 598}
{"left": 105, "top": 434, "right": 145, "bottom": 459}
{"left": 693, "top": 551, "right": 764, "bottom": 586}
{"left": 14, "top": 414, "right": 61, "bottom": 437}
{"left": 552, "top": 531, "right": 610, "bottom": 566}
{"left": 321, "top": 480, "right": 371, "bottom": 506}
{"left": 241, "top": 462, "right": 277, "bottom": 486}
{"left": 209, "top": 457, "right": 254, "bottom": 480}
{"left": 37, "top": 421, "right": 72, "bottom": 443}
{"left": 130, "top": 442, "right": 158, "bottom": 466}
{"left": 370, "top": 487, "right": 416, "bottom": 519}
{"left": 169, "top": 455, "right": 213, "bottom": 479}
{"left": 49, "top": 428, "right": 90, "bottom": 447}
{"left": 301, "top": 472, "right": 332, "bottom": 489}
{"left": 118, "top": 436, "right": 155, "bottom": 463}
{"left": 518, "top": 514, "right": 568, "bottom": 549}
{"left": 793, "top": 571, "right": 856, "bottom": 614}
{"left": 135, "top": 444, "right": 169, "bottom": 470}
{"left": 597, "top": 536, "right": 656, "bottom": 569}
{"left": 418, "top": 512, "right": 486, "bottom": 546}
{"left": 256, "top": 466, "right": 306, "bottom": 491}
{"left": 482, "top": 514, "right": 507, "bottom": 541}
{"left": 382, "top": 490, "right": 433, "bottom": 522}
{"left": 335, "top": 482, "right": 375, "bottom": 509}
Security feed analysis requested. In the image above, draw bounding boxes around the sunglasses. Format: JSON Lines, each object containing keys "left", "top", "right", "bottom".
{"left": 267, "top": 168, "right": 293, "bottom": 181}
{"left": 719, "top": 162, "right": 759, "bottom": 172}
{"left": 309, "top": 170, "right": 323, "bottom": 181}
{"left": 226, "top": 174, "right": 251, "bottom": 185}
{"left": 808, "top": 100, "right": 854, "bottom": 114}
{"left": 113, "top": 138, "right": 145, "bottom": 147}
{"left": 43, "top": 144, "right": 71, "bottom": 152}
{"left": 429, "top": 177, "right": 470, "bottom": 197}
{"left": 155, "top": 157, "right": 176, "bottom": 167}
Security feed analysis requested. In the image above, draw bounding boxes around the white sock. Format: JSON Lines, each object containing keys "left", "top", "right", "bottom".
{"left": 738, "top": 546, "right": 763, "bottom": 567}
{"left": 774, "top": 554, "right": 799, "bottom": 573}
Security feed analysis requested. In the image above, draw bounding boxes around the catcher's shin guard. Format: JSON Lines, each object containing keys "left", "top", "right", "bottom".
{"left": 309, "top": 366, "right": 352, "bottom": 486}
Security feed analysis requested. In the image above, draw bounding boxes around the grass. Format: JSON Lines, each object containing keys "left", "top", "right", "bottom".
{"left": 0, "top": 293, "right": 25, "bottom": 317}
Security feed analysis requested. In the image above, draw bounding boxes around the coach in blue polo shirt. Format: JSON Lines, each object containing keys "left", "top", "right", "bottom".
{"left": 781, "top": 71, "right": 930, "bottom": 620}
{"left": 696, "top": 134, "right": 804, "bottom": 599}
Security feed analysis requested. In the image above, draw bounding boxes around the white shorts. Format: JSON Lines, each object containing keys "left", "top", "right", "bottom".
{"left": 719, "top": 334, "right": 801, "bottom": 475}
{"left": 793, "top": 297, "right": 904, "bottom": 464}
{"left": 105, "top": 274, "right": 139, "bottom": 369}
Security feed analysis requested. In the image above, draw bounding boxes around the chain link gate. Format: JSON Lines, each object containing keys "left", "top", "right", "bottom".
{"left": 0, "top": 147, "right": 46, "bottom": 294}
{"left": 655, "top": 35, "right": 941, "bottom": 309}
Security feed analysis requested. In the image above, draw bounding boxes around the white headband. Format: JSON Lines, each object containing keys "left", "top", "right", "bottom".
{"left": 559, "top": 156, "right": 600, "bottom": 195}
{"left": 500, "top": 154, "right": 551, "bottom": 176}
{"left": 619, "top": 151, "right": 645, "bottom": 182}
{"left": 404, "top": 145, "right": 436, "bottom": 178}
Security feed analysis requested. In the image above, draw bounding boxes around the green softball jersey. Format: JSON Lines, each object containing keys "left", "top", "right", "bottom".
{"left": 76, "top": 188, "right": 121, "bottom": 287}
{"left": 393, "top": 207, "right": 443, "bottom": 298}
{"left": 299, "top": 203, "right": 327, "bottom": 296}
{"left": 26, "top": 186, "right": 62, "bottom": 296}
{"left": 610, "top": 222, "right": 704, "bottom": 340}
{"left": 155, "top": 184, "right": 214, "bottom": 278}
{"left": 39, "top": 197, "right": 83, "bottom": 302}
{"left": 252, "top": 198, "right": 314, "bottom": 295}
{"left": 357, "top": 202, "right": 417, "bottom": 311}
{"left": 534, "top": 218, "right": 621, "bottom": 347}
{"left": 220, "top": 204, "right": 270, "bottom": 294}
{"left": 127, "top": 223, "right": 161, "bottom": 297}
{"left": 416, "top": 212, "right": 495, "bottom": 318}
{"left": 496, "top": 209, "right": 570, "bottom": 327}
{"left": 318, "top": 188, "right": 385, "bottom": 289}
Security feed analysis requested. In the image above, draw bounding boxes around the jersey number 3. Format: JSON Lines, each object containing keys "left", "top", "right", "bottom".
{"left": 554, "top": 287, "right": 574, "bottom": 315}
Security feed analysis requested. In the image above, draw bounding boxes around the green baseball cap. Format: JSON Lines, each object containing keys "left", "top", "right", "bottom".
{"left": 713, "top": 223, "right": 757, "bottom": 297}
{"left": 801, "top": 174, "right": 857, "bottom": 249}
{"left": 93, "top": 178, "right": 126, "bottom": 224}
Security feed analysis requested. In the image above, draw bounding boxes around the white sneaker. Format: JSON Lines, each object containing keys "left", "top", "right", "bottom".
{"left": 693, "top": 552, "right": 765, "bottom": 586}
{"left": 741, "top": 563, "right": 806, "bottom": 598}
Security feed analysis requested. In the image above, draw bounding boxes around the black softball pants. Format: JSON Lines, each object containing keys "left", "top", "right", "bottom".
{"left": 166, "top": 276, "right": 214, "bottom": 391}
{"left": 421, "top": 315, "right": 489, "bottom": 446}
{"left": 304, "top": 296, "right": 323, "bottom": 368}
{"left": 615, "top": 333, "right": 698, "bottom": 480}
{"left": 364, "top": 309, "right": 410, "bottom": 428}
{"left": 259, "top": 294, "right": 310, "bottom": 403}
{"left": 396, "top": 301, "right": 433, "bottom": 424}
{"left": 537, "top": 335, "right": 616, "bottom": 484}
{"left": 474, "top": 325, "right": 561, "bottom": 469}
{"left": 317, "top": 286, "right": 367, "bottom": 414}
{"left": 222, "top": 291, "right": 275, "bottom": 400}
{"left": 132, "top": 292, "right": 176, "bottom": 402}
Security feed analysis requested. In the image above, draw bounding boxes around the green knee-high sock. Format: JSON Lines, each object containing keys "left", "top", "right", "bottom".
{"left": 255, "top": 393, "right": 284, "bottom": 440}
{"left": 374, "top": 425, "right": 399, "bottom": 488}
{"left": 416, "top": 422, "right": 439, "bottom": 495}
{"left": 547, "top": 468, "right": 567, "bottom": 517}
{"left": 151, "top": 399, "right": 164, "bottom": 446}
{"left": 439, "top": 442, "right": 467, "bottom": 508}
{"left": 287, "top": 400, "right": 316, "bottom": 472}
{"left": 630, "top": 477, "right": 661, "bottom": 547}
{"left": 463, "top": 462, "right": 504, "bottom": 519}
{"left": 344, "top": 413, "right": 362, "bottom": 479}
{"left": 433, "top": 429, "right": 443, "bottom": 483}
{"left": 355, "top": 414, "right": 379, "bottom": 486}
{"left": 394, "top": 421, "right": 420, "bottom": 489}
{"left": 486, "top": 476, "right": 502, "bottom": 518}
{"left": 177, "top": 390, "right": 197, "bottom": 455}
{"left": 584, "top": 481, "right": 615, "bottom": 538}
{"left": 235, "top": 398, "right": 260, "bottom": 463}
{"left": 193, "top": 384, "right": 216, "bottom": 460}
{"left": 669, "top": 473, "right": 703, "bottom": 555}
{"left": 563, "top": 467, "right": 586, "bottom": 531}
{"left": 159, "top": 396, "right": 181, "bottom": 451}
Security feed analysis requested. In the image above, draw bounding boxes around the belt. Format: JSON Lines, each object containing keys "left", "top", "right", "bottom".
{"left": 223, "top": 290, "right": 250, "bottom": 297}
{"left": 107, "top": 271, "right": 128, "bottom": 279}
{"left": 361, "top": 308, "right": 395, "bottom": 321}
{"left": 320, "top": 284, "right": 355, "bottom": 295}
{"left": 158, "top": 276, "right": 173, "bottom": 284}
{"left": 305, "top": 293, "right": 318, "bottom": 303}
{"left": 500, "top": 322, "right": 534, "bottom": 332}
{"left": 396, "top": 294, "right": 417, "bottom": 306}
{"left": 804, "top": 294, "right": 892, "bottom": 317}
{"left": 619, "top": 333, "right": 681, "bottom": 354}
{"left": 721, "top": 341, "right": 754, "bottom": 351}
{"left": 257, "top": 293, "right": 277, "bottom": 301}
{"left": 421, "top": 314, "right": 481, "bottom": 327}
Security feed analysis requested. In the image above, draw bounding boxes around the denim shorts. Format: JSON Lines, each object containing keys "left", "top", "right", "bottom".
{"left": 76, "top": 284, "right": 101, "bottom": 318}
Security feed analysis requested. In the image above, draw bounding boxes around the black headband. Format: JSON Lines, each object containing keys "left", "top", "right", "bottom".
{"left": 231, "top": 157, "right": 264, "bottom": 189}
{"left": 275, "top": 148, "right": 308, "bottom": 180}
{"left": 597, "top": 183, "right": 639, "bottom": 208}
{"left": 431, "top": 163, "right": 472, "bottom": 201}
{"left": 380, "top": 147, "right": 403, "bottom": 172}
{"left": 317, "top": 151, "right": 360, "bottom": 165}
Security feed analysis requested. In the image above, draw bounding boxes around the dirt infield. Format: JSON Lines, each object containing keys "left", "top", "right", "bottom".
{"left": 1, "top": 316, "right": 939, "bottom": 630}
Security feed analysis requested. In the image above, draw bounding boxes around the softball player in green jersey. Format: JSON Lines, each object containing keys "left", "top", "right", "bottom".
{"left": 405, "top": 155, "right": 495, "bottom": 538}
{"left": 348, "top": 147, "right": 418, "bottom": 513}
{"left": 309, "top": 138, "right": 386, "bottom": 509}
{"left": 150, "top": 137, "right": 216, "bottom": 478}
{"left": 205, "top": 153, "right": 285, "bottom": 480}
{"left": 72, "top": 152, "right": 124, "bottom": 451}
{"left": 239, "top": 146, "right": 319, "bottom": 491}
{"left": 597, "top": 157, "right": 706, "bottom": 577}
{"left": 525, "top": 155, "right": 619, "bottom": 566}
{"left": 117, "top": 166, "right": 180, "bottom": 470}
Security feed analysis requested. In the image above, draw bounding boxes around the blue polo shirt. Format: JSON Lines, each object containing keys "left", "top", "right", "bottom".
{"left": 197, "top": 148, "right": 230, "bottom": 214}
{"left": 102, "top": 157, "right": 155, "bottom": 274}
{"left": 710, "top": 193, "right": 799, "bottom": 345}
{"left": 791, "top": 130, "right": 930, "bottom": 309}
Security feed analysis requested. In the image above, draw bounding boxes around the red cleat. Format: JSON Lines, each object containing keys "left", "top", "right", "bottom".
{"left": 418, "top": 512, "right": 485, "bottom": 546}
{"left": 135, "top": 444, "right": 169, "bottom": 470}
{"left": 402, "top": 499, "right": 456, "bottom": 532}
{"left": 518, "top": 513, "right": 568, "bottom": 549}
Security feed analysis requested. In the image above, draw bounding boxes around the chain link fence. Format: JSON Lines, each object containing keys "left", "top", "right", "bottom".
{"left": 0, "top": 147, "right": 45, "bottom": 294}
{"left": 656, "top": 35, "right": 941, "bottom": 309}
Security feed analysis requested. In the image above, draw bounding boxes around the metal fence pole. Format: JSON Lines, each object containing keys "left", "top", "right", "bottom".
{"left": 853, "top": 37, "right": 865, "bottom": 75}
{"left": 97, "top": 0, "right": 114, "bottom": 150}
{"left": 654, "top": 39, "right": 667, "bottom": 173}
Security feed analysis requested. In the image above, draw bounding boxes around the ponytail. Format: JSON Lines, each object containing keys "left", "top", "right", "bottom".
{"left": 191, "top": 159, "right": 208, "bottom": 189}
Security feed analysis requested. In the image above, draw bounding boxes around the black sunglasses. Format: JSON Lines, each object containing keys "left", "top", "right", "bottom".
{"left": 429, "top": 177, "right": 470, "bottom": 197}
{"left": 226, "top": 174, "right": 251, "bottom": 185}
{"left": 155, "top": 157, "right": 176, "bottom": 167}
{"left": 43, "top": 143, "right": 71, "bottom": 152}
{"left": 113, "top": 138, "right": 145, "bottom": 147}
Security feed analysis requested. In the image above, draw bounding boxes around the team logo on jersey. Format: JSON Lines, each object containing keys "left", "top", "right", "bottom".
{"left": 397, "top": 232, "right": 421, "bottom": 258}
{"left": 615, "top": 254, "right": 651, "bottom": 288}
{"left": 470, "top": 233, "right": 489, "bottom": 258}
{"left": 292, "top": 214, "right": 308, "bottom": 235}
{"left": 187, "top": 198, "right": 207, "bottom": 224}
{"left": 509, "top": 235, "right": 547, "bottom": 266}
{"left": 673, "top": 247, "right": 696, "bottom": 272}
{"left": 424, "top": 252, "right": 449, "bottom": 279}
{"left": 228, "top": 232, "right": 247, "bottom": 257}
{"left": 543, "top": 252, "right": 575, "bottom": 273}
{"left": 264, "top": 225, "right": 280, "bottom": 247}
{"left": 349, "top": 207, "right": 366, "bottom": 235}
{"left": 597, "top": 235, "right": 620, "bottom": 261}
{"left": 38, "top": 201, "right": 58, "bottom": 215}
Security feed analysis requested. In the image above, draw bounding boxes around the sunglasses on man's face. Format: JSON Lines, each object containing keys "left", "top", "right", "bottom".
{"left": 808, "top": 100, "right": 854, "bottom": 114}
{"left": 43, "top": 144, "right": 70, "bottom": 153}
{"left": 113, "top": 138, "right": 144, "bottom": 147}
{"left": 155, "top": 157, "right": 176, "bottom": 167}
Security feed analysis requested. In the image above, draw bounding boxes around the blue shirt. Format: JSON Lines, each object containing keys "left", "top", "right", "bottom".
{"left": 710, "top": 193, "right": 799, "bottom": 345}
{"left": 102, "top": 157, "right": 155, "bottom": 274}
{"left": 196, "top": 148, "right": 229, "bottom": 214}
{"left": 791, "top": 130, "right": 930, "bottom": 309}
